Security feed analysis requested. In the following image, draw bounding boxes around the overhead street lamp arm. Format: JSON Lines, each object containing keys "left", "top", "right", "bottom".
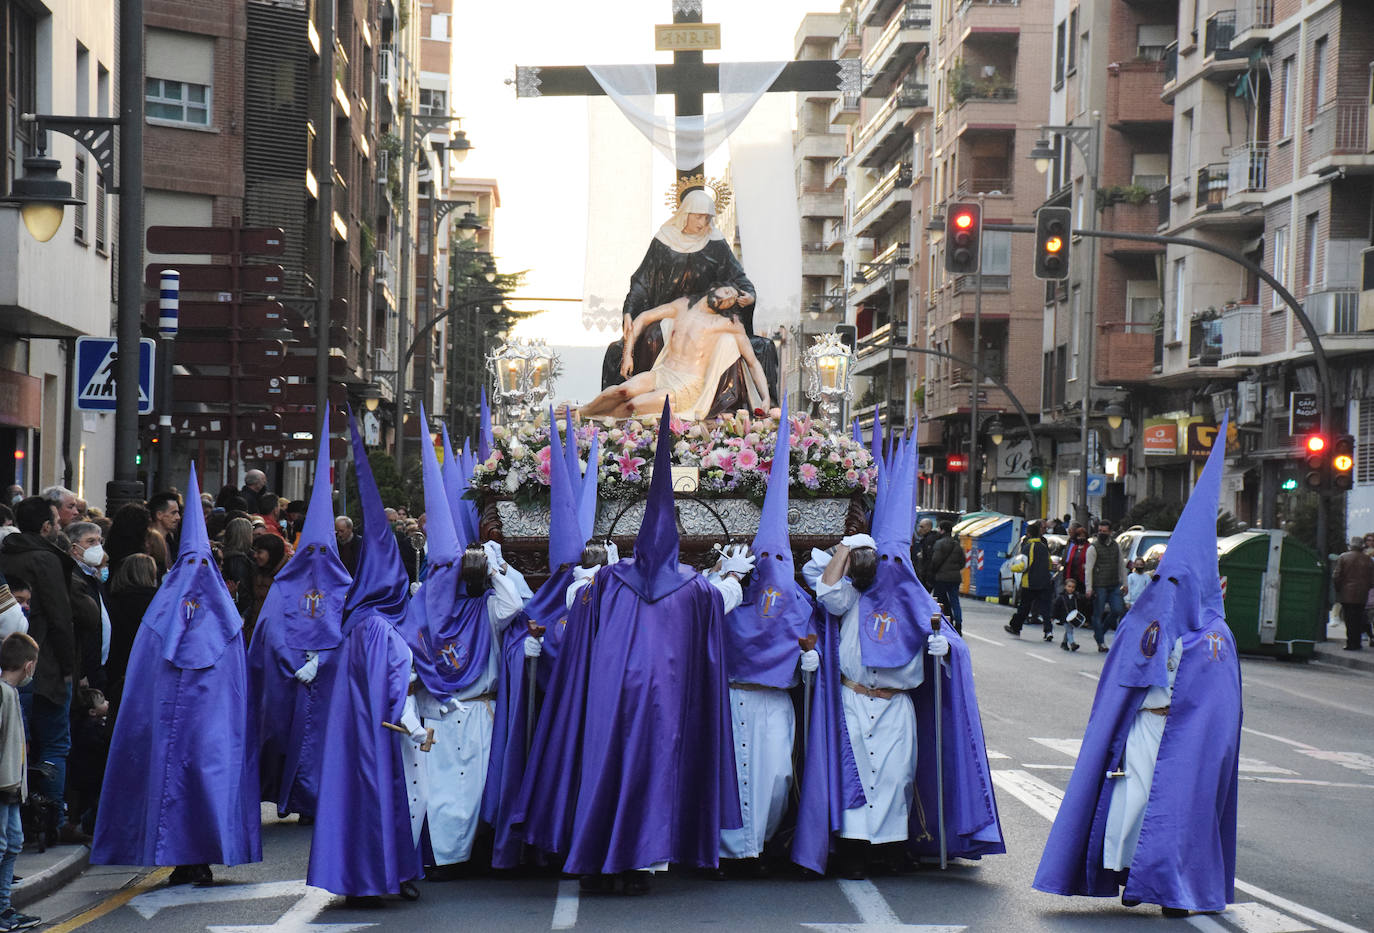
{"left": 27, "top": 114, "right": 121, "bottom": 189}
{"left": 400, "top": 291, "right": 502, "bottom": 377}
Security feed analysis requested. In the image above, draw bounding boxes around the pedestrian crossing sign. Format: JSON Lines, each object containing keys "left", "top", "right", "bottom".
{"left": 75, "top": 336, "right": 155, "bottom": 413}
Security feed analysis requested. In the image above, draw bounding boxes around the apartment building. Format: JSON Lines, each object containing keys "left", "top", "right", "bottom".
{"left": 921, "top": 0, "right": 1054, "bottom": 511}
{"left": 444, "top": 176, "right": 500, "bottom": 442}
{"left": 784, "top": 10, "right": 852, "bottom": 414}
{"left": 0, "top": 0, "right": 117, "bottom": 501}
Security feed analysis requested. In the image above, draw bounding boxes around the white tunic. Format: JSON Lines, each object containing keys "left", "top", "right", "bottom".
{"left": 403, "top": 570, "right": 525, "bottom": 865}
{"left": 1103, "top": 636, "right": 1184, "bottom": 871}
{"left": 811, "top": 558, "right": 925, "bottom": 845}
{"left": 714, "top": 572, "right": 796, "bottom": 859}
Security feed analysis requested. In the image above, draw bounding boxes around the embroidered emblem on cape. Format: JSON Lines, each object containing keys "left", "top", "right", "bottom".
{"left": 869, "top": 611, "right": 895, "bottom": 643}
{"left": 1140, "top": 620, "right": 1161, "bottom": 658}
{"left": 182, "top": 598, "right": 200, "bottom": 622}
{"left": 439, "top": 640, "right": 468, "bottom": 674}
{"left": 1205, "top": 631, "right": 1225, "bottom": 661}
{"left": 758, "top": 586, "right": 782, "bottom": 617}
{"left": 300, "top": 589, "right": 325, "bottom": 617}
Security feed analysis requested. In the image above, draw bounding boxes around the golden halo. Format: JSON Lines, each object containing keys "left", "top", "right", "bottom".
{"left": 664, "top": 174, "right": 733, "bottom": 214}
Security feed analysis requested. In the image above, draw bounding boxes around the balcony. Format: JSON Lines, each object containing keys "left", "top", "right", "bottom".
{"left": 1219, "top": 304, "right": 1261, "bottom": 359}
{"left": 378, "top": 46, "right": 397, "bottom": 111}
{"left": 1188, "top": 316, "right": 1222, "bottom": 366}
{"left": 956, "top": 174, "right": 1012, "bottom": 197}
{"left": 824, "top": 158, "right": 847, "bottom": 190}
{"left": 1195, "top": 163, "right": 1228, "bottom": 211}
{"left": 856, "top": 80, "right": 927, "bottom": 167}
{"left": 1308, "top": 289, "right": 1359, "bottom": 336}
{"left": 802, "top": 244, "right": 843, "bottom": 278}
{"left": 858, "top": 0, "right": 905, "bottom": 28}
{"left": 829, "top": 92, "right": 861, "bottom": 126}
{"left": 1225, "top": 142, "right": 1268, "bottom": 201}
{"left": 1202, "top": 10, "right": 1249, "bottom": 74}
{"left": 1231, "top": 0, "right": 1273, "bottom": 50}
{"left": 1100, "top": 198, "right": 1167, "bottom": 254}
{"left": 822, "top": 220, "right": 846, "bottom": 251}
{"left": 1309, "top": 98, "right": 1373, "bottom": 166}
{"left": 862, "top": 3, "right": 932, "bottom": 99}
{"left": 796, "top": 132, "right": 847, "bottom": 162}
{"left": 800, "top": 185, "right": 845, "bottom": 219}
{"left": 851, "top": 162, "right": 913, "bottom": 235}
{"left": 1107, "top": 61, "right": 1170, "bottom": 127}
{"left": 1162, "top": 41, "right": 1178, "bottom": 85}
{"left": 1096, "top": 323, "right": 1156, "bottom": 384}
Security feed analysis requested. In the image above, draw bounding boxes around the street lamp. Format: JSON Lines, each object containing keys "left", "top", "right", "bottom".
{"left": 0, "top": 155, "right": 85, "bottom": 242}
{"left": 1029, "top": 115, "right": 1102, "bottom": 526}
{"left": 802, "top": 333, "right": 854, "bottom": 429}
{"left": 986, "top": 415, "right": 1005, "bottom": 447}
{"left": 487, "top": 338, "right": 562, "bottom": 423}
{"left": 1104, "top": 401, "right": 1126, "bottom": 430}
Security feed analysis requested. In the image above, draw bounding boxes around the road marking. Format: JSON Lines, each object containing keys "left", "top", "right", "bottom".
{"left": 206, "top": 886, "right": 376, "bottom": 932}
{"left": 1217, "top": 901, "right": 1316, "bottom": 932}
{"left": 43, "top": 867, "right": 172, "bottom": 933}
{"left": 1077, "top": 670, "right": 1100, "bottom": 682}
{"left": 1186, "top": 915, "right": 1229, "bottom": 932}
{"left": 961, "top": 631, "right": 1003, "bottom": 648}
{"left": 990, "top": 766, "right": 1370, "bottom": 933}
{"left": 1024, "top": 764, "right": 1075, "bottom": 771}
{"left": 1024, "top": 652, "right": 1058, "bottom": 664}
{"left": 551, "top": 879, "right": 579, "bottom": 930}
{"left": 1244, "top": 677, "right": 1374, "bottom": 719}
{"left": 801, "top": 879, "right": 968, "bottom": 932}
{"left": 985, "top": 749, "right": 1011, "bottom": 760}
{"left": 1242, "top": 727, "right": 1316, "bottom": 750}
{"left": 130, "top": 879, "right": 310, "bottom": 918}
{"left": 1030, "top": 737, "right": 1082, "bottom": 759}
{"left": 1294, "top": 750, "right": 1374, "bottom": 778}
{"left": 1238, "top": 757, "right": 1298, "bottom": 775}
{"left": 1240, "top": 776, "right": 1374, "bottom": 790}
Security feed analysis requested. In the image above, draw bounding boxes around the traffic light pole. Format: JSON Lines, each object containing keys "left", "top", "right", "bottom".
{"left": 967, "top": 194, "right": 985, "bottom": 512}
{"left": 989, "top": 220, "right": 1335, "bottom": 558}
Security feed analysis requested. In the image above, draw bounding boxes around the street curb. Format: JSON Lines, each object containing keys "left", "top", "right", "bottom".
{"left": 13, "top": 845, "right": 89, "bottom": 909}
{"left": 1311, "top": 646, "right": 1374, "bottom": 674}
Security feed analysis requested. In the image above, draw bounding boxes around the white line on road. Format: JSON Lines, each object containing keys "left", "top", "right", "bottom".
{"left": 1077, "top": 670, "right": 1100, "bottom": 682}
{"left": 1024, "top": 651, "right": 1058, "bottom": 664}
{"left": 551, "top": 878, "right": 579, "bottom": 930}
{"left": 1186, "top": 915, "right": 1230, "bottom": 932}
{"left": 206, "top": 886, "right": 376, "bottom": 933}
{"left": 1024, "top": 764, "right": 1075, "bottom": 771}
{"left": 1217, "top": 901, "right": 1317, "bottom": 932}
{"left": 962, "top": 631, "right": 1004, "bottom": 648}
{"left": 1030, "top": 737, "right": 1083, "bottom": 759}
{"left": 985, "top": 750, "right": 1011, "bottom": 760}
{"left": 838, "top": 879, "right": 900, "bottom": 924}
{"left": 1240, "top": 776, "right": 1374, "bottom": 790}
{"left": 1244, "top": 677, "right": 1374, "bottom": 718}
{"left": 990, "top": 766, "right": 1371, "bottom": 933}
{"left": 1238, "top": 757, "right": 1299, "bottom": 775}
{"left": 131, "top": 880, "right": 310, "bottom": 918}
{"left": 1242, "top": 727, "right": 1316, "bottom": 750}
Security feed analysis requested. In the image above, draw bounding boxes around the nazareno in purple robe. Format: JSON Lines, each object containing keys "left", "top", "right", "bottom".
{"left": 306, "top": 411, "right": 422, "bottom": 896}
{"left": 247, "top": 411, "right": 350, "bottom": 819}
{"left": 509, "top": 399, "right": 740, "bottom": 875}
{"left": 91, "top": 464, "right": 262, "bottom": 868}
{"left": 1034, "top": 413, "right": 1241, "bottom": 913}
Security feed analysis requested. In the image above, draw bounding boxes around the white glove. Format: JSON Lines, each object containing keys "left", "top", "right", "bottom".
{"left": 483, "top": 540, "right": 505, "bottom": 573}
{"left": 718, "top": 544, "right": 755, "bottom": 577}
{"left": 927, "top": 634, "right": 950, "bottom": 657}
{"left": 524, "top": 635, "right": 543, "bottom": 659}
{"left": 399, "top": 702, "right": 425, "bottom": 744}
{"left": 409, "top": 581, "right": 423, "bottom": 596}
{"left": 605, "top": 541, "right": 621, "bottom": 564}
{"left": 799, "top": 649, "right": 820, "bottom": 673}
{"left": 293, "top": 651, "right": 320, "bottom": 684}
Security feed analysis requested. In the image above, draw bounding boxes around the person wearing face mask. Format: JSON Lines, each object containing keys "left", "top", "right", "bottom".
{"left": 65, "top": 522, "right": 112, "bottom": 692}
{"left": 1085, "top": 521, "right": 1129, "bottom": 653}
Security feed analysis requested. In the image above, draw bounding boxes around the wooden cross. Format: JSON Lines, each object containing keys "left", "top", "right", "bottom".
{"left": 513, "top": 0, "right": 858, "bottom": 184}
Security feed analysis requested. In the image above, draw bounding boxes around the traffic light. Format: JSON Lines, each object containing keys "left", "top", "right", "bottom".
{"left": 1303, "top": 433, "right": 1328, "bottom": 489}
{"left": 1280, "top": 474, "right": 1298, "bottom": 492}
{"left": 944, "top": 201, "right": 982, "bottom": 274}
{"left": 1033, "top": 206, "right": 1072, "bottom": 280}
{"left": 1331, "top": 434, "right": 1355, "bottom": 491}
{"left": 1027, "top": 457, "right": 1046, "bottom": 492}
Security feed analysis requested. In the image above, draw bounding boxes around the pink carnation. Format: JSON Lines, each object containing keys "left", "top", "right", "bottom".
{"left": 799, "top": 463, "right": 820, "bottom": 489}
{"left": 735, "top": 448, "right": 759, "bottom": 471}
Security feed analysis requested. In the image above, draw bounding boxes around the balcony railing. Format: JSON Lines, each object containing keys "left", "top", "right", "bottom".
{"left": 823, "top": 222, "right": 846, "bottom": 251}
{"left": 863, "top": 2, "right": 932, "bottom": 74}
{"left": 1163, "top": 41, "right": 1178, "bottom": 83}
{"left": 1226, "top": 142, "right": 1268, "bottom": 194}
{"left": 1195, "top": 163, "right": 1228, "bottom": 210}
{"left": 1204, "top": 10, "right": 1236, "bottom": 58}
{"left": 958, "top": 175, "right": 1012, "bottom": 196}
{"left": 1234, "top": 0, "right": 1274, "bottom": 35}
{"left": 829, "top": 93, "right": 861, "bottom": 125}
{"left": 853, "top": 161, "right": 913, "bottom": 222}
{"left": 1220, "top": 304, "right": 1261, "bottom": 358}
{"left": 1311, "top": 98, "right": 1371, "bottom": 157}
{"left": 1188, "top": 317, "right": 1223, "bottom": 365}
{"left": 1308, "top": 289, "right": 1359, "bottom": 335}
{"left": 1156, "top": 185, "right": 1171, "bottom": 228}
{"left": 897, "top": 79, "right": 929, "bottom": 109}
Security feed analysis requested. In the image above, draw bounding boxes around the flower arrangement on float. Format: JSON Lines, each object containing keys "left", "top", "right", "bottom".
{"left": 469, "top": 409, "right": 877, "bottom": 506}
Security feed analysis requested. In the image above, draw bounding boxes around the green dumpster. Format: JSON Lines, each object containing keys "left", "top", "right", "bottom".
{"left": 1216, "top": 530, "right": 1325, "bottom": 658}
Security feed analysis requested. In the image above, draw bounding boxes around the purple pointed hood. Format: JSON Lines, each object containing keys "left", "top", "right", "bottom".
{"left": 441, "top": 425, "right": 476, "bottom": 552}
{"left": 1113, "top": 410, "right": 1230, "bottom": 688}
{"left": 261, "top": 410, "right": 350, "bottom": 651}
{"left": 577, "top": 429, "right": 600, "bottom": 542}
{"left": 611, "top": 399, "right": 694, "bottom": 602}
{"left": 478, "top": 388, "right": 494, "bottom": 464}
{"left": 342, "top": 409, "right": 409, "bottom": 631}
{"left": 143, "top": 463, "right": 244, "bottom": 669}
{"left": 547, "top": 409, "right": 582, "bottom": 570}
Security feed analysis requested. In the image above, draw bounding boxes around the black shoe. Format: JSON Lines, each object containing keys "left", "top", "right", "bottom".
{"left": 0, "top": 908, "right": 39, "bottom": 930}
{"left": 57, "top": 823, "right": 93, "bottom": 846}
{"left": 1161, "top": 906, "right": 1190, "bottom": 918}
{"left": 1342, "top": 645, "right": 1362, "bottom": 651}
{"left": 190, "top": 864, "right": 214, "bottom": 887}
{"left": 619, "top": 871, "right": 651, "bottom": 896}
{"left": 1003, "top": 624, "right": 1020, "bottom": 637}
{"left": 398, "top": 880, "right": 420, "bottom": 901}
{"left": 1121, "top": 895, "right": 1141, "bottom": 907}
{"left": 167, "top": 865, "right": 195, "bottom": 886}
{"left": 1097, "top": 644, "right": 1109, "bottom": 653}
{"left": 579, "top": 874, "right": 616, "bottom": 894}
{"left": 1071, "top": 642, "right": 1080, "bottom": 651}
{"left": 1043, "top": 633, "right": 1054, "bottom": 642}
{"left": 1061, "top": 640, "right": 1070, "bottom": 651}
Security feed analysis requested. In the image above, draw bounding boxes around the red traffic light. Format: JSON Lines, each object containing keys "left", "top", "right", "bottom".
{"left": 1305, "top": 434, "right": 1326, "bottom": 454}
{"left": 953, "top": 211, "right": 974, "bottom": 230}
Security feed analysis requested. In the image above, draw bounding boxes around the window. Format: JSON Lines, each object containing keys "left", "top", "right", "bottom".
{"left": 430, "top": 13, "right": 449, "bottom": 41}
{"left": 1271, "top": 225, "right": 1289, "bottom": 308}
{"left": 1067, "top": 9, "right": 1079, "bottom": 73}
{"left": 1280, "top": 57, "right": 1294, "bottom": 137}
{"left": 1131, "top": 152, "right": 1169, "bottom": 190}
{"left": 1311, "top": 37, "right": 1327, "bottom": 109}
{"left": 3, "top": 3, "right": 38, "bottom": 192}
{"left": 419, "top": 87, "right": 446, "bottom": 116}
{"left": 95, "top": 171, "right": 107, "bottom": 253}
{"left": 1304, "top": 213, "right": 1319, "bottom": 291}
{"left": 73, "top": 156, "right": 86, "bottom": 243}
{"left": 1054, "top": 20, "right": 1066, "bottom": 87}
{"left": 1069, "top": 286, "right": 1081, "bottom": 380}
{"left": 1173, "top": 258, "right": 1187, "bottom": 341}
{"left": 981, "top": 231, "right": 1011, "bottom": 275}
{"left": 145, "top": 77, "right": 210, "bottom": 125}
{"left": 1137, "top": 25, "right": 1173, "bottom": 61}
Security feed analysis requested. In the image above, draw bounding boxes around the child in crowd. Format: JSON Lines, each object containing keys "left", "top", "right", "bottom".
{"left": 0, "top": 632, "right": 40, "bottom": 930}
{"left": 68, "top": 688, "right": 111, "bottom": 835}
{"left": 1051, "top": 577, "right": 1088, "bottom": 652}
{"left": 1125, "top": 558, "right": 1151, "bottom": 611}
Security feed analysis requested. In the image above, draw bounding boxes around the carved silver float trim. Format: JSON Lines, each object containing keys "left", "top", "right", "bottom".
{"left": 837, "top": 59, "right": 863, "bottom": 95}
{"left": 672, "top": 0, "right": 704, "bottom": 16}
{"left": 514, "top": 66, "right": 543, "bottom": 98}
{"left": 495, "top": 498, "right": 850, "bottom": 539}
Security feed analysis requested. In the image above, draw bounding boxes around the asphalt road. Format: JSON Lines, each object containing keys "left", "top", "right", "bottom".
{"left": 31, "top": 598, "right": 1373, "bottom": 933}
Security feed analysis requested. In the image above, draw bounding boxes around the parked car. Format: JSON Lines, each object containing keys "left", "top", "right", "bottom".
{"left": 1116, "top": 526, "right": 1172, "bottom": 571}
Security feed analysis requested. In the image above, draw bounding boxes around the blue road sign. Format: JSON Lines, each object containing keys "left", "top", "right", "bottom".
{"left": 75, "top": 337, "right": 155, "bottom": 413}
{"left": 1086, "top": 473, "right": 1107, "bottom": 497}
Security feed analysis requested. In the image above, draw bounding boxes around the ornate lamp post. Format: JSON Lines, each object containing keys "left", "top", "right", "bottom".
{"left": 487, "top": 338, "right": 562, "bottom": 423}
{"left": 803, "top": 333, "right": 853, "bottom": 430}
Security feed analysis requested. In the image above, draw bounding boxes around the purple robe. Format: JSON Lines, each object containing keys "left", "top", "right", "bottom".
{"left": 510, "top": 564, "right": 741, "bottom": 874}
{"left": 726, "top": 575, "right": 820, "bottom": 687}
{"left": 305, "top": 610, "right": 422, "bottom": 896}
